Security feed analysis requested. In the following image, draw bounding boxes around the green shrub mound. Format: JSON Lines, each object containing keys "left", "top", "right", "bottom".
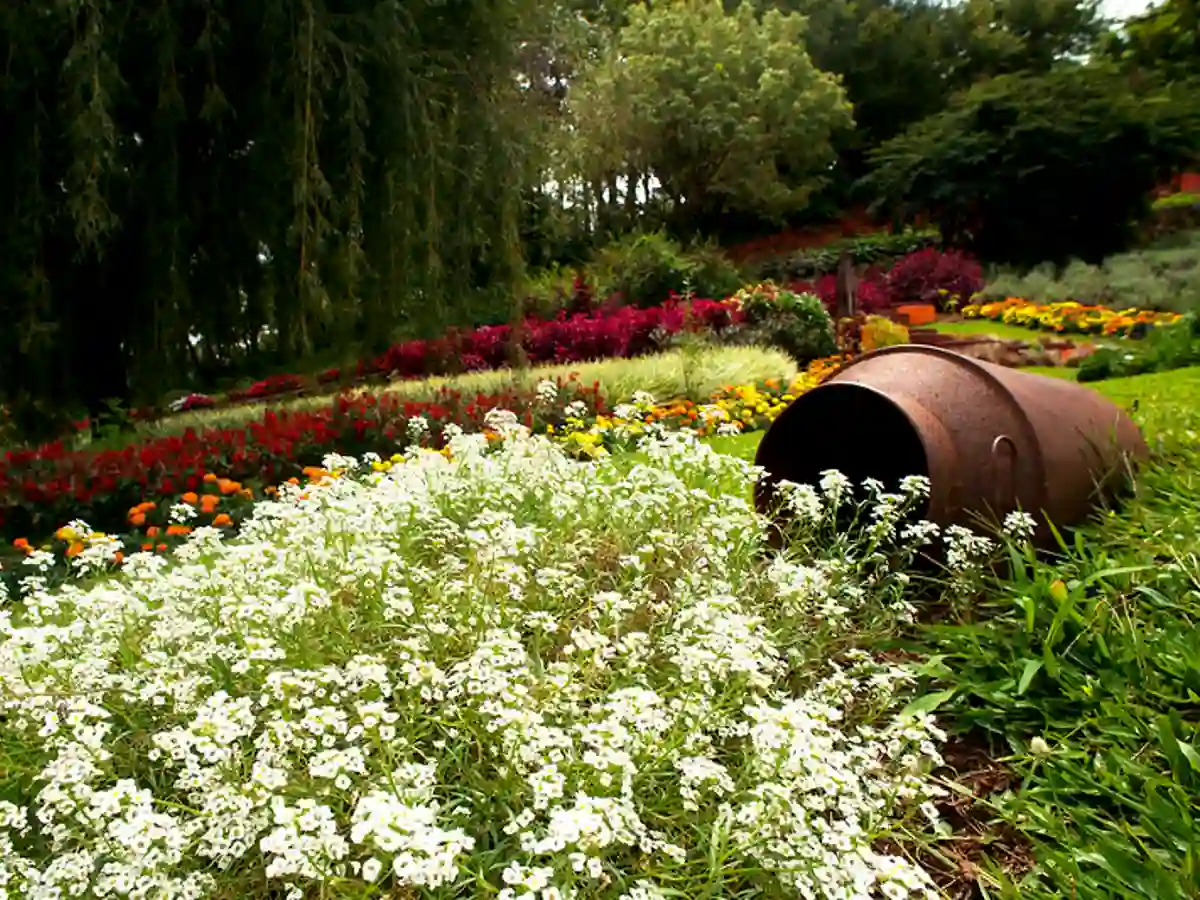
{"left": 592, "top": 232, "right": 744, "bottom": 307}
{"left": 724, "top": 282, "right": 838, "bottom": 364}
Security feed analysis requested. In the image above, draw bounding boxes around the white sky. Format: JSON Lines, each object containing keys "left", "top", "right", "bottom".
{"left": 1101, "top": 0, "right": 1154, "bottom": 19}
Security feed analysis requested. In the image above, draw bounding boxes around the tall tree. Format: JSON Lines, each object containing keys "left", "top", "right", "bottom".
{"left": 0, "top": 0, "right": 541, "bottom": 435}
{"left": 862, "top": 65, "right": 1200, "bottom": 266}
{"left": 1101, "top": 0, "right": 1200, "bottom": 81}
{"left": 753, "top": 0, "right": 1104, "bottom": 196}
{"left": 566, "top": 0, "right": 851, "bottom": 236}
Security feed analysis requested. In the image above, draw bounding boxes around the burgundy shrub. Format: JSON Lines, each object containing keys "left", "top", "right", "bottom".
{"left": 885, "top": 249, "right": 983, "bottom": 309}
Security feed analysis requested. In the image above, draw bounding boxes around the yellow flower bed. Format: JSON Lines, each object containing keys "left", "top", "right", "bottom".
{"left": 961, "top": 298, "right": 1181, "bottom": 337}
{"left": 553, "top": 355, "right": 848, "bottom": 458}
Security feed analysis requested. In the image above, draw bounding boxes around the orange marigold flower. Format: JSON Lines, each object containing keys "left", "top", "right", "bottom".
{"left": 238, "top": 488, "right": 254, "bottom": 500}
{"left": 212, "top": 514, "right": 233, "bottom": 528}
{"left": 112, "top": 552, "right": 124, "bottom": 565}
{"left": 203, "top": 473, "right": 218, "bottom": 483}
{"left": 146, "top": 526, "right": 161, "bottom": 538}
{"left": 217, "top": 479, "right": 241, "bottom": 495}
{"left": 156, "top": 543, "right": 168, "bottom": 553}
{"left": 166, "top": 525, "right": 192, "bottom": 537}
{"left": 12, "top": 537, "right": 32, "bottom": 553}
{"left": 65, "top": 542, "right": 84, "bottom": 558}
{"left": 129, "top": 512, "right": 147, "bottom": 527}
{"left": 287, "top": 477, "right": 301, "bottom": 486}
{"left": 200, "top": 495, "right": 221, "bottom": 512}
{"left": 181, "top": 492, "right": 199, "bottom": 505}
{"left": 141, "top": 542, "right": 154, "bottom": 552}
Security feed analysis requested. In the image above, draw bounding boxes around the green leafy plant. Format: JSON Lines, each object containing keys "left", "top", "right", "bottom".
{"left": 1153, "top": 192, "right": 1200, "bottom": 212}
{"left": 864, "top": 65, "right": 1200, "bottom": 267}
{"left": 1078, "top": 312, "right": 1200, "bottom": 382}
{"left": 755, "top": 229, "right": 940, "bottom": 282}
{"left": 912, "top": 453, "right": 1200, "bottom": 899}
{"left": 729, "top": 281, "right": 838, "bottom": 363}
{"left": 860, "top": 315, "right": 910, "bottom": 351}
{"left": 522, "top": 266, "right": 598, "bottom": 318}
{"left": 591, "top": 231, "right": 743, "bottom": 306}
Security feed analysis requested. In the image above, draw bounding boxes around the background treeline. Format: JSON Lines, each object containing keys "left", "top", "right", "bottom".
{"left": 1, "top": 0, "right": 1198, "bottom": 435}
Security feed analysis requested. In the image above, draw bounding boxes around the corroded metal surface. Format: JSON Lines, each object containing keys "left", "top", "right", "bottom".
{"left": 755, "top": 345, "right": 1148, "bottom": 542}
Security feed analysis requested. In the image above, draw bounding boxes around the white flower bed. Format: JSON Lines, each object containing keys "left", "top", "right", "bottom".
{"left": 0, "top": 429, "right": 954, "bottom": 900}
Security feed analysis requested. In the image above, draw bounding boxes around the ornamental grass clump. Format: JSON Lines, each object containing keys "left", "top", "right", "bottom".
{"left": 0, "top": 427, "right": 975, "bottom": 899}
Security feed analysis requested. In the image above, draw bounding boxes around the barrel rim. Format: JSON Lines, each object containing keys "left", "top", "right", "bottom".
{"left": 829, "top": 344, "right": 1049, "bottom": 514}
{"left": 754, "top": 379, "right": 932, "bottom": 496}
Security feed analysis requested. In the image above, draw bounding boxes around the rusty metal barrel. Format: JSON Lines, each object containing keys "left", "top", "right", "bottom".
{"left": 754, "top": 345, "right": 1148, "bottom": 542}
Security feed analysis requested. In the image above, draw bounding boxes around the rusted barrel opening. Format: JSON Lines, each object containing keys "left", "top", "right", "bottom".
{"left": 755, "top": 382, "right": 930, "bottom": 520}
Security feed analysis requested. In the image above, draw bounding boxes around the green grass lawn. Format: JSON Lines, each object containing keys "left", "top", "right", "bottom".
{"left": 704, "top": 366, "right": 1200, "bottom": 898}
{"left": 930, "top": 319, "right": 1091, "bottom": 343}
{"left": 932, "top": 319, "right": 1142, "bottom": 351}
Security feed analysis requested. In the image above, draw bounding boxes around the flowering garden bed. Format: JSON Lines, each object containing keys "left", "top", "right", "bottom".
{"left": 167, "top": 299, "right": 746, "bottom": 417}
{"left": 1, "top": 358, "right": 846, "bottom": 557}
{"left": 123, "top": 248, "right": 990, "bottom": 423}
{"left": 0, "top": 426, "right": 985, "bottom": 900}
{"left": 962, "top": 298, "right": 1182, "bottom": 337}
{"left": 3, "top": 350, "right": 1200, "bottom": 897}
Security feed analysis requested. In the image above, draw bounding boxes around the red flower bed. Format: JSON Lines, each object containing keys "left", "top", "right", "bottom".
{"left": 229, "top": 298, "right": 742, "bottom": 405}
{"left": 0, "top": 380, "right": 605, "bottom": 543}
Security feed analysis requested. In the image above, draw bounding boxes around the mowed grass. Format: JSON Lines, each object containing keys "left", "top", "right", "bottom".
{"left": 702, "top": 366, "right": 1200, "bottom": 898}
{"left": 139, "top": 345, "right": 799, "bottom": 439}
{"left": 931, "top": 319, "right": 1096, "bottom": 344}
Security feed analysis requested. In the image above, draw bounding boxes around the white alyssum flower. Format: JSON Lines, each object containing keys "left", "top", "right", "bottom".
{"left": 0, "top": 430, "right": 949, "bottom": 899}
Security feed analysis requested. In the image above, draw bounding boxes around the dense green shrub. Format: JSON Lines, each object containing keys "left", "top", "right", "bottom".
{"left": 754, "top": 229, "right": 939, "bottom": 281}
{"left": 864, "top": 66, "right": 1200, "bottom": 267}
{"left": 521, "top": 266, "right": 597, "bottom": 318}
{"left": 591, "top": 232, "right": 745, "bottom": 306}
{"left": 726, "top": 282, "right": 838, "bottom": 363}
{"left": 686, "top": 242, "right": 749, "bottom": 300}
{"left": 979, "top": 230, "right": 1200, "bottom": 314}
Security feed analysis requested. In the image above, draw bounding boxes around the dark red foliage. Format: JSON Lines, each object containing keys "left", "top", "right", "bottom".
{"left": 790, "top": 249, "right": 983, "bottom": 314}
{"left": 789, "top": 270, "right": 893, "bottom": 315}
{"left": 885, "top": 248, "right": 983, "bottom": 309}
{"left": 369, "top": 298, "right": 741, "bottom": 381}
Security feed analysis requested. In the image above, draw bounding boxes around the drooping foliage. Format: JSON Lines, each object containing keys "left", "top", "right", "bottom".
{"left": 862, "top": 65, "right": 1200, "bottom": 267}
{"left": 0, "top": 0, "right": 538, "bottom": 435}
